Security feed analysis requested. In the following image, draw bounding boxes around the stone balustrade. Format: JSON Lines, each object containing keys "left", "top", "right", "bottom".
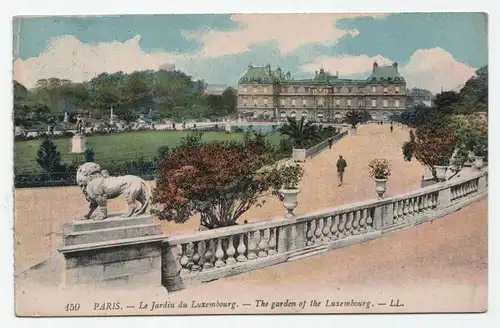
{"left": 305, "top": 131, "right": 347, "bottom": 159}
{"left": 162, "top": 168, "right": 488, "bottom": 291}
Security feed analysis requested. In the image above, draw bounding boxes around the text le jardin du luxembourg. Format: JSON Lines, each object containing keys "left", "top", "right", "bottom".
{"left": 86, "top": 298, "right": 405, "bottom": 312}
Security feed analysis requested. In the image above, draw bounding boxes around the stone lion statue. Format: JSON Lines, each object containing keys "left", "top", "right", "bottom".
{"left": 76, "top": 162, "right": 150, "bottom": 220}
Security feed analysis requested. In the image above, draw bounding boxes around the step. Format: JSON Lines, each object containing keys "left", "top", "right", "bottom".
{"left": 70, "top": 214, "right": 154, "bottom": 232}
{"left": 63, "top": 223, "right": 162, "bottom": 246}
{"left": 287, "top": 243, "right": 328, "bottom": 261}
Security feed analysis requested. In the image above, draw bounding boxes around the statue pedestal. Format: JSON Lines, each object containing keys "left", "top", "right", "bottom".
{"left": 58, "top": 214, "right": 164, "bottom": 287}
{"left": 71, "top": 135, "right": 86, "bottom": 153}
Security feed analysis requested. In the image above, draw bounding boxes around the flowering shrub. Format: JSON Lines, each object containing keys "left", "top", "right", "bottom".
{"left": 266, "top": 164, "right": 304, "bottom": 190}
{"left": 368, "top": 159, "right": 391, "bottom": 180}
{"left": 151, "top": 136, "right": 304, "bottom": 229}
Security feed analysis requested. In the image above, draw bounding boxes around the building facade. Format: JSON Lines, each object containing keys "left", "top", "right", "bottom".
{"left": 237, "top": 62, "right": 406, "bottom": 122}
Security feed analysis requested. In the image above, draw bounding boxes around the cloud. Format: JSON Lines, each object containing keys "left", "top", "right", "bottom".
{"left": 300, "top": 48, "right": 476, "bottom": 93}
{"left": 400, "top": 48, "right": 476, "bottom": 93}
{"left": 13, "top": 35, "right": 193, "bottom": 89}
{"left": 197, "top": 13, "right": 387, "bottom": 57}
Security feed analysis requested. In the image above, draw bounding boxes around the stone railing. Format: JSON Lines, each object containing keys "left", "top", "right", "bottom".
{"left": 304, "top": 131, "right": 347, "bottom": 159}
{"left": 162, "top": 168, "right": 487, "bottom": 291}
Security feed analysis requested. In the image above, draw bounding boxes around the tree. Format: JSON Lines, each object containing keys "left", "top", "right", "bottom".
{"left": 278, "top": 116, "right": 321, "bottom": 148}
{"left": 433, "top": 91, "right": 460, "bottom": 115}
{"left": 152, "top": 136, "right": 303, "bottom": 229}
{"left": 84, "top": 148, "right": 96, "bottom": 162}
{"left": 36, "top": 139, "right": 64, "bottom": 173}
{"left": 221, "top": 87, "right": 237, "bottom": 115}
{"left": 344, "top": 110, "right": 362, "bottom": 128}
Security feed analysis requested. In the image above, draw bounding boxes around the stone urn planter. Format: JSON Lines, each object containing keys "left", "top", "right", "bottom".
{"left": 434, "top": 165, "right": 448, "bottom": 181}
{"left": 348, "top": 126, "right": 357, "bottom": 136}
{"left": 373, "top": 178, "right": 388, "bottom": 199}
{"left": 280, "top": 188, "right": 300, "bottom": 218}
{"left": 474, "top": 156, "right": 484, "bottom": 170}
{"left": 292, "top": 148, "right": 307, "bottom": 162}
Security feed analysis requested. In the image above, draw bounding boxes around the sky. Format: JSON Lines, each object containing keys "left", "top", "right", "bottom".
{"left": 12, "top": 13, "right": 488, "bottom": 93}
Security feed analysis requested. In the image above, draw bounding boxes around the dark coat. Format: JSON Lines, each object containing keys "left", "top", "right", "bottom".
{"left": 336, "top": 158, "right": 347, "bottom": 172}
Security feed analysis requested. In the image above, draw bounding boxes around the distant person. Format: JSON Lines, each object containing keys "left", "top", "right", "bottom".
{"left": 336, "top": 155, "right": 347, "bottom": 186}
{"left": 390, "top": 125, "right": 394, "bottom": 133}
{"left": 328, "top": 137, "right": 333, "bottom": 149}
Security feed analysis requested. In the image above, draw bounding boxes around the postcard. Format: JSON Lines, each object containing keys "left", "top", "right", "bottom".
{"left": 12, "top": 12, "right": 488, "bottom": 316}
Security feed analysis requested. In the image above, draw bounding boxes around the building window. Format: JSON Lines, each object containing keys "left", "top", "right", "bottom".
{"left": 347, "top": 99, "right": 352, "bottom": 107}
{"left": 280, "top": 99, "right": 285, "bottom": 106}
{"left": 395, "top": 86, "right": 400, "bottom": 93}
{"left": 359, "top": 100, "right": 364, "bottom": 107}
{"left": 243, "top": 87, "right": 247, "bottom": 93}
{"left": 372, "top": 99, "right": 377, "bottom": 107}
{"left": 336, "top": 87, "right": 341, "bottom": 93}
{"left": 395, "top": 99, "right": 400, "bottom": 108}
{"left": 348, "top": 88, "right": 352, "bottom": 93}
{"left": 304, "top": 87, "right": 309, "bottom": 93}
{"left": 288, "top": 87, "right": 293, "bottom": 93}
{"left": 243, "top": 99, "right": 247, "bottom": 106}
{"left": 292, "top": 99, "right": 296, "bottom": 106}
{"left": 383, "top": 99, "right": 388, "bottom": 107}
{"left": 264, "top": 98, "right": 268, "bottom": 105}
{"left": 318, "top": 98, "right": 324, "bottom": 106}
{"left": 372, "top": 86, "right": 377, "bottom": 93}
{"left": 253, "top": 87, "right": 258, "bottom": 93}
{"left": 384, "top": 87, "right": 388, "bottom": 93}
{"left": 263, "top": 87, "right": 268, "bottom": 93}
{"left": 336, "top": 99, "right": 340, "bottom": 106}
{"left": 302, "top": 98, "right": 307, "bottom": 106}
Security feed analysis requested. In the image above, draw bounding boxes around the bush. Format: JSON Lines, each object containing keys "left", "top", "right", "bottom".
{"left": 151, "top": 138, "right": 303, "bottom": 229}
{"left": 368, "top": 159, "right": 391, "bottom": 180}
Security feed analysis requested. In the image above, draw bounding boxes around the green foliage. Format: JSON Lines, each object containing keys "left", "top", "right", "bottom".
{"left": 36, "top": 138, "right": 63, "bottom": 173}
{"left": 84, "top": 148, "right": 96, "bottom": 162}
{"left": 402, "top": 130, "right": 416, "bottom": 161}
{"left": 278, "top": 116, "right": 321, "bottom": 148}
{"left": 344, "top": 110, "right": 362, "bottom": 127}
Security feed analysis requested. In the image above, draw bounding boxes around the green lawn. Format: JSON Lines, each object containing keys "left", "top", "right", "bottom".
{"left": 15, "top": 131, "right": 285, "bottom": 172}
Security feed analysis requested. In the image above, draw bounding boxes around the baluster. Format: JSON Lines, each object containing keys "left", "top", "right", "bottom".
{"left": 268, "top": 228, "right": 277, "bottom": 255}
{"left": 352, "top": 211, "right": 360, "bottom": 235}
{"left": 322, "top": 217, "right": 332, "bottom": 241}
{"left": 338, "top": 214, "right": 346, "bottom": 238}
{"left": 214, "top": 238, "right": 225, "bottom": 267}
{"left": 408, "top": 198, "right": 414, "bottom": 216}
{"left": 226, "top": 236, "right": 236, "bottom": 264}
{"left": 366, "top": 209, "right": 374, "bottom": 230}
{"left": 403, "top": 199, "right": 409, "bottom": 216}
{"left": 345, "top": 212, "right": 353, "bottom": 235}
{"left": 179, "top": 244, "right": 191, "bottom": 275}
{"left": 314, "top": 218, "right": 322, "bottom": 243}
{"left": 191, "top": 242, "right": 202, "bottom": 271}
{"left": 247, "top": 231, "right": 258, "bottom": 260}
{"left": 236, "top": 233, "right": 248, "bottom": 262}
{"left": 393, "top": 202, "right": 399, "bottom": 221}
{"left": 203, "top": 240, "right": 214, "bottom": 269}
{"left": 306, "top": 221, "right": 314, "bottom": 246}
{"left": 330, "top": 215, "right": 339, "bottom": 240}
{"left": 359, "top": 209, "right": 367, "bottom": 232}
{"left": 432, "top": 193, "right": 438, "bottom": 207}
{"left": 258, "top": 229, "right": 268, "bottom": 257}
{"left": 397, "top": 200, "right": 404, "bottom": 217}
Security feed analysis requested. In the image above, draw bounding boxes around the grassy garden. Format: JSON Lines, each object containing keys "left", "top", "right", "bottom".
{"left": 14, "top": 130, "right": 285, "bottom": 172}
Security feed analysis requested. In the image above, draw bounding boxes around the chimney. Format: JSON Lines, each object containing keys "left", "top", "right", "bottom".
{"left": 392, "top": 62, "right": 398, "bottom": 69}
{"left": 373, "top": 61, "right": 378, "bottom": 71}
{"left": 320, "top": 68, "right": 325, "bottom": 74}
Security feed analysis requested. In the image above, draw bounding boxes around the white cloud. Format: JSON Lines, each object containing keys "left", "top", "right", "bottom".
{"left": 13, "top": 35, "right": 193, "bottom": 89}
{"left": 300, "top": 48, "right": 476, "bottom": 93}
{"left": 198, "top": 13, "right": 387, "bottom": 57}
{"left": 400, "top": 48, "right": 476, "bottom": 93}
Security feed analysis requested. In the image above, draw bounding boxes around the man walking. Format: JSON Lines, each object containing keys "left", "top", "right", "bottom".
{"left": 328, "top": 137, "right": 333, "bottom": 149}
{"left": 336, "top": 155, "right": 347, "bottom": 186}
{"left": 390, "top": 124, "right": 393, "bottom": 133}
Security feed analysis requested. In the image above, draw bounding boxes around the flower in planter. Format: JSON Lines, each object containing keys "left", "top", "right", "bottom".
{"left": 368, "top": 158, "right": 392, "bottom": 180}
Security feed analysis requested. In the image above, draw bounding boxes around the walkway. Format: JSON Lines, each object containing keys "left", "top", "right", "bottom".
{"left": 13, "top": 124, "right": 434, "bottom": 272}
{"left": 15, "top": 198, "right": 488, "bottom": 315}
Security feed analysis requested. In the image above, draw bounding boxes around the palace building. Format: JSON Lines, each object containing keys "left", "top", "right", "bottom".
{"left": 236, "top": 62, "right": 406, "bottom": 122}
